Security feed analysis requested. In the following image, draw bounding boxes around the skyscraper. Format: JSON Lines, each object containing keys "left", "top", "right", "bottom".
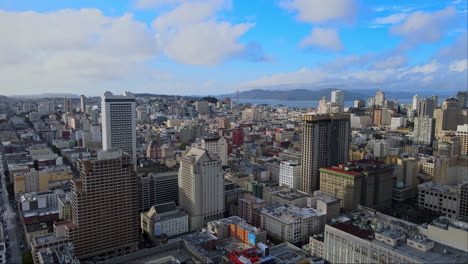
{"left": 331, "top": 90, "right": 344, "bottom": 107}
{"left": 67, "top": 149, "right": 139, "bottom": 260}
{"left": 457, "top": 91, "right": 467, "bottom": 109}
{"left": 178, "top": 148, "right": 225, "bottom": 230}
{"left": 64, "top": 98, "right": 73, "bottom": 113}
{"left": 201, "top": 137, "right": 228, "bottom": 166}
{"left": 80, "top": 95, "right": 86, "bottom": 114}
{"left": 101, "top": 91, "right": 137, "bottom": 164}
{"left": 413, "top": 117, "right": 435, "bottom": 146}
{"left": 300, "top": 114, "right": 350, "bottom": 193}
{"left": 433, "top": 98, "right": 468, "bottom": 136}
{"left": 375, "top": 91, "right": 385, "bottom": 107}
{"left": 413, "top": 94, "right": 420, "bottom": 111}
{"left": 418, "top": 98, "right": 435, "bottom": 117}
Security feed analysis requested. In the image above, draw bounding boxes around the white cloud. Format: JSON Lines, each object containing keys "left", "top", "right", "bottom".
{"left": 320, "top": 53, "right": 376, "bottom": 70}
{"left": 151, "top": 0, "right": 268, "bottom": 66}
{"left": 160, "top": 22, "right": 253, "bottom": 66}
{"left": 435, "top": 32, "right": 468, "bottom": 60}
{"left": 299, "top": 28, "right": 343, "bottom": 52}
{"left": 279, "top": 0, "right": 357, "bottom": 24}
{"left": 0, "top": 9, "right": 158, "bottom": 81}
{"left": 133, "top": 0, "right": 220, "bottom": 9}
{"left": 449, "top": 59, "right": 468, "bottom": 72}
{"left": 371, "top": 54, "right": 408, "bottom": 69}
{"left": 391, "top": 7, "right": 457, "bottom": 47}
{"left": 410, "top": 60, "right": 440, "bottom": 74}
{"left": 373, "top": 13, "right": 407, "bottom": 25}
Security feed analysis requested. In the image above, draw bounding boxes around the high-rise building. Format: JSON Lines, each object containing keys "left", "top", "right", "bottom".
{"left": 146, "top": 140, "right": 162, "bottom": 159}
{"left": 67, "top": 149, "right": 139, "bottom": 260}
{"left": 318, "top": 96, "right": 330, "bottom": 114}
{"left": 331, "top": 90, "right": 344, "bottom": 107}
{"left": 354, "top": 99, "right": 365, "bottom": 108}
{"left": 456, "top": 124, "right": 468, "bottom": 156}
{"left": 460, "top": 182, "right": 468, "bottom": 220}
{"left": 279, "top": 161, "right": 301, "bottom": 190}
{"left": 456, "top": 91, "right": 467, "bottom": 109}
{"left": 413, "top": 117, "right": 435, "bottom": 146}
{"left": 101, "top": 91, "right": 137, "bottom": 164}
{"left": 201, "top": 137, "right": 228, "bottom": 166}
{"left": 412, "top": 94, "right": 420, "bottom": 111}
{"left": 178, "top": 148, "right": 224, "bottom": 230}
{"left": 375, "top": 91, "right": 385, "bottom": 107}
{"left": 300, "top": 114, "right": 350, "bottom": 193}
{"left": 418, "top": 182, "right": 461, "bottom": 220}
{"left": 232, "top": 126, "right": 244, "bottom": 146}
{"left": 80, "top": 95, "right": 86, "bottom": 114}
{"left": 64, "top": 98, "right": 73, "bottom": 114}
{"left": 433, "top": 98, "right": 468, "bottom": 136}
{"left": 418, "top": 98, "right": 435, "bottom": 117}
{"left": 139, "top": 171, "right": 178, "bottom": 212}
{"left": 431, "top": 94, "right": 439, "bottom": 107}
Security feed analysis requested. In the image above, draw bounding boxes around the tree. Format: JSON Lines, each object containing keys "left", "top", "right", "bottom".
{"left": 22, "top": 251, "right": 33, "bottom": 264}
{"left": 200, "top": 96, "right": 218, "bottom": 104}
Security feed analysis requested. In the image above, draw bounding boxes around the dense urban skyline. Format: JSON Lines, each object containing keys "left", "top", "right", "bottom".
{"left": 0, "top": 0, "right": 467, "bottom": 96}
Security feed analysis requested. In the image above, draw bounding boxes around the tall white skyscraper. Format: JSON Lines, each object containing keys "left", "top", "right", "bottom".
{"left": 178, "top": 148, "right": 224, "bottom": 230}
{"left": 331, "top": 90, "right": 344, "bottom": 107}
{"left": 279, "top": 161, "right": 301, "bottom": 189}
{"left": 101, "top": 91, "right": 136, "bottom": 164}
{"left": 413, "top": 94, "right": 420, "bottom": 111}
{"left": 375, "top": 91, "right": 385, "bottom": 107}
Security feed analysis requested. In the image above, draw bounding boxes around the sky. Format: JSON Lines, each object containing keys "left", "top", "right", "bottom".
{"left": 0, "top": 0, "right": 467, "bottom": 96}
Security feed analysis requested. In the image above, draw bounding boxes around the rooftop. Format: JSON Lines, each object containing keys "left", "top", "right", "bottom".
{"left": 320, "top": 167, "right": 361, "bottom": 177}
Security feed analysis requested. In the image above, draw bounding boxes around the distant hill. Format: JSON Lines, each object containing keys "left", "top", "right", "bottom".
{"left": 10, "top": 93, "right": 80, "bottom": 99}
{"left": 219, "top": 88, "right": 371, "bottom": 101}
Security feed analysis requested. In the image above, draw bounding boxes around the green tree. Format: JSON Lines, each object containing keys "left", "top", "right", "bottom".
{"left": 22, "top": 251, "right": 33, "bottom": 264}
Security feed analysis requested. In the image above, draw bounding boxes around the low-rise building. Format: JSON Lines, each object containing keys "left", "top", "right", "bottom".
{"left": 140, "top": 202, "right": 188, "bottom": 239}
{"left": 418, "top": 182, "right": 461, "bottom": 220}
{"left": 260, "top": 205, "right": 326, "bottom": 244}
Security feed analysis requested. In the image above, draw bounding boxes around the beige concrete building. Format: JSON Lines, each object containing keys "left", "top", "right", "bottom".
{"left": 456, "top": 124, "right": 468, "bottom": 156}
{"left": 319, "top": 167, "right": 362, "bottom": 211}
{"left": 433, "top": 98, "right": 468, "bottom": 135}
{"left": 178, "top": 148, "right": 225, "bottom": 231}
{"left": 301, "top": 114, "right": 350, "bottom": 193}
{"left": 238, "top": 194, "right": 265, "bottom": 225}
{"left": 201, "top": 137, "right": 228, "bottom": 166}
{"left": 418, "top": 182, "right": 461, "bottom": 220}
{"left": 14, "top": 165, "right": 73, "bottom": 196}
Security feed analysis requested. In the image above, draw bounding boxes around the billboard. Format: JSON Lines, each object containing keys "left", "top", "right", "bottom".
{"left": 154, "top": 222, "right": 162, "bottom": 236}
{"left": 248, "top": 232, "right": 255, "bottom": 246}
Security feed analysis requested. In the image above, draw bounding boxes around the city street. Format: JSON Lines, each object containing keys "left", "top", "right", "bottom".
{"left": 1, "top": 157, "right": 27, "bottom": 264}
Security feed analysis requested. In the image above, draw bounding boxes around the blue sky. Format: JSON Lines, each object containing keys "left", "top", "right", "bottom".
{"left": 0, "top": 0, "right": 466, "bottom": 96}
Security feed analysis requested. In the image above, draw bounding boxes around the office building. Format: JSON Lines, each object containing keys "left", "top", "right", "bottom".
{"left": 354, "top": 99, "right": 365, "bottom": 109}
{"left": 141, "top": 202, "right": 188, "bottom": 238}
{"left": 322, "top": 207, "right": 468, "bottom": 264}
{"left": 139, "top": 171, "right": 178, "bottom": 212}
{"left": 300, "top": 114, "right": 350, "bottom": 193}
{"left": 331, "top": 90, "right": 344, "bottom": 107}
{"left": 207, "top": 216, "right": 267, "bottom": 246}
{"left": 320, "top": 160, "right": 393, "bottom": 211}
{"left": 238, "top": 194, "right": 265, "bottom": 225}
{"left": 418, "top": 98, "right": 435, "bottom": 117}
{"left": 457, "top": 91, "right": 467, "bottom": 109}
{"left": 101, "top": 91, "right": 137, "bottom": 164}
{"left": 418, "top": 182, "right": 461, "bottom": 220}
{"left": 80, "top": 95, "right": 86, "bottom": 114}
{"left": 413, "top": 94, "right": 420, "bottom": 111}
{"left": 393, "top": 156, "right": 419, "bottom": 201}
{"left": 232, "top": 127, "right": 244, "bottom": 146}
{"left": 66, "top": 149, "right": 139, "bottom": 260}
{"left": 146, "top": 140, "right": 162, "bottom": 159}
{"left": 201, "top": 137, "right": 228, "bottom": 166}
{"left": 433, "top": 98, "right": 468, "bottom": 136}
{"left": 375, "top": 91, "right": 385, "bottom": 108}
{"left": 64, "top": 98, "right": 73, "bottom": 114}
{"left": 456, "top": 124, "right": 468, "bottom": 156}
{"left": 279, "top": 161, "right": 301, "bottom": 190}
{"left": 431, "top": 94, "right": 439, "bottom": 107}
{"left": 460, "top": 182, "right": 468, "bottom": 220}
{"left": 260, "top": 205, "right": 326, "bottom": 244}
{"left": 413, "top": 117, "right": 435, "bottom": 146}
{"left": 195, "top": 100, "right": 210, "bottom": 115}
{"left": 178, "top": 148, "right": 224, "bottom": 230}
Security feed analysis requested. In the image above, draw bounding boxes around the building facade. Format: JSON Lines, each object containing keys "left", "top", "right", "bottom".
{"left": 101, "top": 91, "right": 137, "bottom": 164}
{"left": 300, "top": 114, "right": 350, "bottom": 193}
{"left": 279, "top": 161, "right": 301, "bottom": 190}
{"left": 178, "top": 148, "right": 225, "bottom": 230}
